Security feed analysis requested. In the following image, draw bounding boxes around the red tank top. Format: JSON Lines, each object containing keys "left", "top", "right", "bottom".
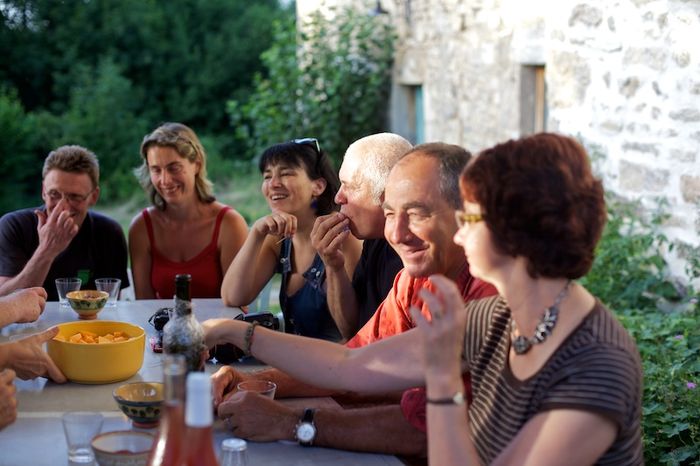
{"left": 142, "top": 206, "right": 231, "bottom": 299}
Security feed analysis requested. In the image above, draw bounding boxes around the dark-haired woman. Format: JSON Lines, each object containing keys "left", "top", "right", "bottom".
{"left": 129, "top": 122, "right": 248, "bottom": 299}
{"left": 204, "top": 133, "right": 643, "bottom": 464}
{"left": 221, "top": 139, "right": 361, "bottom": 341}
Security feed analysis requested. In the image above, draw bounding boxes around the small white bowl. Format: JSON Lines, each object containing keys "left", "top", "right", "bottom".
{"left": 91, "top": 430, "right": 154, "bottom": 466}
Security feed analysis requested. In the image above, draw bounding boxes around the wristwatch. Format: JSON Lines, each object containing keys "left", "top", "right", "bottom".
{"left": 294, "top": 408, "right": 317, "bottom": 446}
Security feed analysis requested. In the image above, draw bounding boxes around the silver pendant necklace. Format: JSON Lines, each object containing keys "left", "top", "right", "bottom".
{"left": 511, "top": 280, "right": 572, "bottom": 355}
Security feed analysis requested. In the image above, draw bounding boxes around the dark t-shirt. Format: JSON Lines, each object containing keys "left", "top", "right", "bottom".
{"left": 0, "top": 207, "right": 130, "bottom": 301}
{"left": 351, "top": 238, "right": 403, "bottom": 330}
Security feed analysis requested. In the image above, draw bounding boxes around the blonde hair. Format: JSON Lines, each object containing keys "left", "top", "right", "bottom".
{"left": 136, "top": 122, "right": 215, "bottom": 210}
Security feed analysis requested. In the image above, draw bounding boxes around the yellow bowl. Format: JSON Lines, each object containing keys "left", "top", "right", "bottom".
{"left": 47, "top": 320, "right": 145, "bottom": 384}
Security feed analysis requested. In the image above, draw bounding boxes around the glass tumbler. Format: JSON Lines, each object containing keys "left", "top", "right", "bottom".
{"left": 220, "top": 438, "right": 248, "bottom": 466}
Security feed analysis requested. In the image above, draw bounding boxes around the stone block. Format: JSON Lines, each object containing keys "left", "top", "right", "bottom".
{"left": 569, "top": 4, "right": 602, "bottom": 27}
{"left": 672, "top": 51, "right": 690, "bottom": 68}
{"left": 619, "top": 160, "right": 669, "bottom": 191}
{"left": 623, "top": 47, "right": 668, "bottom": 71}
{"left": 600, "top": 120, "right": 623, "bottom": 134}
{"left": 549, "top": 51, "right": 591, "bottom": 106}
{"left": 670, "top": 149, "right": 696, "bottom": 163}
{"left": 622, "top": 142, "right": 659, "bottom": 157}
{"left": 681, "top": 175, "right": 700, "bottom": 203}
{"left": 619, "top": 77, "right": 640, "bottom": 97}
{"left": 670, "top": 108, "right": 700, "bottom": 122}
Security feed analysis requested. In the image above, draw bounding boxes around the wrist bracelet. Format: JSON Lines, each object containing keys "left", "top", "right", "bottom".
{"left": 243, "top": 321, "right": 259, "bottom": 357}
{"left": 426, "top": 391, "right": 465, "bottom": 405}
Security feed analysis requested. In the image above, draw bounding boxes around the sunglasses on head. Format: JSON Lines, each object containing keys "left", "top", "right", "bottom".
{"left": 292, "top": 138, "right": 321, "bottom": 155}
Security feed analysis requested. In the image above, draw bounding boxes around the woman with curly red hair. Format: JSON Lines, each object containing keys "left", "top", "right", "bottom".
{"left": 202, "top": 133, "right": 643, "bottom": 465}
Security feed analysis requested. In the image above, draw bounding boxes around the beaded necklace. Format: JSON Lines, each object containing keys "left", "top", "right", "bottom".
{"left": 511, "top": 280, "right": 572, "bottom": 355}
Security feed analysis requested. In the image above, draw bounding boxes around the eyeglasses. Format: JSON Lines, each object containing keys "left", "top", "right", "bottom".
{"left": 45, "top": 188, "right": 94, "bottom": 205}
{"left": 455, "top": 210, "right": 484, "bottom": 228}
{"left": 292, "top": 138, "right": 321, "bottom": 155}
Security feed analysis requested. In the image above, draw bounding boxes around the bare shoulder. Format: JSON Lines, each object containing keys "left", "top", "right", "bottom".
{"left": 128, "top": 210, "right": 147, "bottom": 235}
{"left": 217, "top": 204, "right": 248, "bottom": 232}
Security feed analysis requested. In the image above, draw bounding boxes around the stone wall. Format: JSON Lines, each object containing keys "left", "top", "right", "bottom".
{"left": 299, "top": 0, "right": 700, "bottom": 286}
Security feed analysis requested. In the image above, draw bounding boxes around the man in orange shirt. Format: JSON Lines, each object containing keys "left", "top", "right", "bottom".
{"left": 210, "top": 143, "right": 496, "bottom": 456}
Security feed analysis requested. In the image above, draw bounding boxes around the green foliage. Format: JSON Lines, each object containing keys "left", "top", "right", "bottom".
{"left": 582, "top": 197, "right": 699, "bottom": 465}
{"left": 581, "top": 197, "right": 684, "bottom": 310}
{"left": 47, "top": 58, "right": 149, "bottom": 203}
{"left": 621, "top": 308, "right": 700, "bottom": 465}
{"left": 229, "top": 5, "right": 396, "bottom": 164}
{"left": 0, "top": 0, "right": 289, "bottom": 211}
{"left": 0, "top": 87, "right": 44, "bottom": 211}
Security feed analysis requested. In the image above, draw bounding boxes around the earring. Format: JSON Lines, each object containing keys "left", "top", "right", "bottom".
{"left": 310, "top": 197, "right": 319, "bottom": 211}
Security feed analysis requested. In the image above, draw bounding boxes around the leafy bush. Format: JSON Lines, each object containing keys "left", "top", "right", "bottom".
{"left": 228, "top": 5, "right": 396, "bottom": 165}
{"left": 0, "top": 87, "right": 44, "bottom": 212}
{"left": 581, "top": 197, "right": 699, "bottom": 465}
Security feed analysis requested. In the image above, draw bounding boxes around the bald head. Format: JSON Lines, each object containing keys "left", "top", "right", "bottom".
{"left": 344, "top": 133, "right": 412, "bottom": 205}
{"left": 335, "top": 133, "right": 412, "bottom": 239}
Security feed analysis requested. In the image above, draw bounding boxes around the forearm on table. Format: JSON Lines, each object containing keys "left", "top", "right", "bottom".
{"left": 0, "top": 250, "right": 54, "bottom": 297}
{"left": 209, "top": 319, "right": 424, "bottom": 393}
{"left": 324, "top": 265, "right": 360, "bottom": 340}
{"left": 248, "top": 325, "right": 423, "bottom": 393}
{"left": 314, "top": 404, "right": 427, "bottom": 456}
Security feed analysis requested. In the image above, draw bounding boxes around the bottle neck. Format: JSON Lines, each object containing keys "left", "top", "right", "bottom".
{"left": 163, "top": 356, "right": 186, "bottom": 404}
{"left": 185, "top": 373, "right": 213, "bottom": 428}
{"left": 173, "top": 297, "right": 193, "bottom": 317}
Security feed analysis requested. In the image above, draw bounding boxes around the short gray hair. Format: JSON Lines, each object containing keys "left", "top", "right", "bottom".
{"left": 400, "top": 143, "right": 472, "bottom": 209}
{"left": 345, "top": 133, "right": 412, "bottom": 204}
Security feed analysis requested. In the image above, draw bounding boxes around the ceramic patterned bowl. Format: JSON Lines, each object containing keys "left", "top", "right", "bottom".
{"left": 113, "top": 382, "right": 164, "bottom": 428}
{"left": 47, "top": 320, "right": 145, "bottom": 384}
{"left": 91, "top": 430, "right": 155, "bottom": 466}
{"left": 66, "top": 290, "right": 109, "bottom": 320}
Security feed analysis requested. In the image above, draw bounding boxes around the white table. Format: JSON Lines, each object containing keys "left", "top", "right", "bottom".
{"left": 0, "top": 299, "right": 401, "bottom": 466}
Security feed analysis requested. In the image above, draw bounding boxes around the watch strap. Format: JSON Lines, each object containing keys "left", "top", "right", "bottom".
{"left": 301, "top": 407, "right": 315, "bottom": 423}
{"left": 426, "top": 391, "right": 465, "bottom": 405}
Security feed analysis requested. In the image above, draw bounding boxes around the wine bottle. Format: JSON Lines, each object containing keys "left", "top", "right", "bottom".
{"left": 183, "top": 372, "right": 219, "bottom": 466}
{"left": 147, "top": 354, "right": 186, "bottom": 466}
{"left": 163, "top": 274, "right": 207, "bottom": 372}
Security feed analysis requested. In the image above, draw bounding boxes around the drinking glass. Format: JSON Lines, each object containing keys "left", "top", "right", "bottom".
{"left": 56, "top": 278, "right": 82, "bottom": 309}
{"left": 95, "top": 278, "right": 121, "bottom": 307}
{"left": 62, "top": 411, "right": 103, "bottom": 464}
{"left": 220, "top": 438, "right": 248, "bottom": 466}
{"left": 236, "top": 380, "right": 276, "bottom": 399}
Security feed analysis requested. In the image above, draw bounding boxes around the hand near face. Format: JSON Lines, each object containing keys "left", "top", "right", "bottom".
{"left": 252, "top": 212, "right": 298, "bottom": 240}
{"left": 34, "top": 200, "right": 79, "bottom": 257}
{"left": 0, "top": 369, "right": 17, "bottom": 431}
{"left": 5, "top": 327, "right": 66, "bottom": 383}
{"left": 311, "top": 213, "right": 352, "bottom": 270}
{"left": 409, "top": 275, "right": 469, "bottom": 378}
{"left": 218, "top": 391, "right": 298, "bottom": 442}
{"left": 1, "top": 287, "right": 48, "bottom": 324}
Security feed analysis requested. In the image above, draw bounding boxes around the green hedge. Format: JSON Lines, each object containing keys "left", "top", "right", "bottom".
{"left": 581, "top": 197, "right": 699, "bottom": 465}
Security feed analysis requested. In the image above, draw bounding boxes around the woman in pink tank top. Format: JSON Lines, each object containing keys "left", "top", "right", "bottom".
{"left": 128, "top": 122, "right": 248, "bottom": 299}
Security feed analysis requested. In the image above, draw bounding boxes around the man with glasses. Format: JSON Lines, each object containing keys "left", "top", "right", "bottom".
{"left": 0, "top": 145, "right": 129, "bottom": 300}
{"left": 210, "top": 142, "right": 496, "bottom": 459}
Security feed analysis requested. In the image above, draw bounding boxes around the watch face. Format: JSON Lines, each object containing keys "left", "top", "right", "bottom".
{"left": 297, "top": 423, "right": 316, "bottom": 442}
